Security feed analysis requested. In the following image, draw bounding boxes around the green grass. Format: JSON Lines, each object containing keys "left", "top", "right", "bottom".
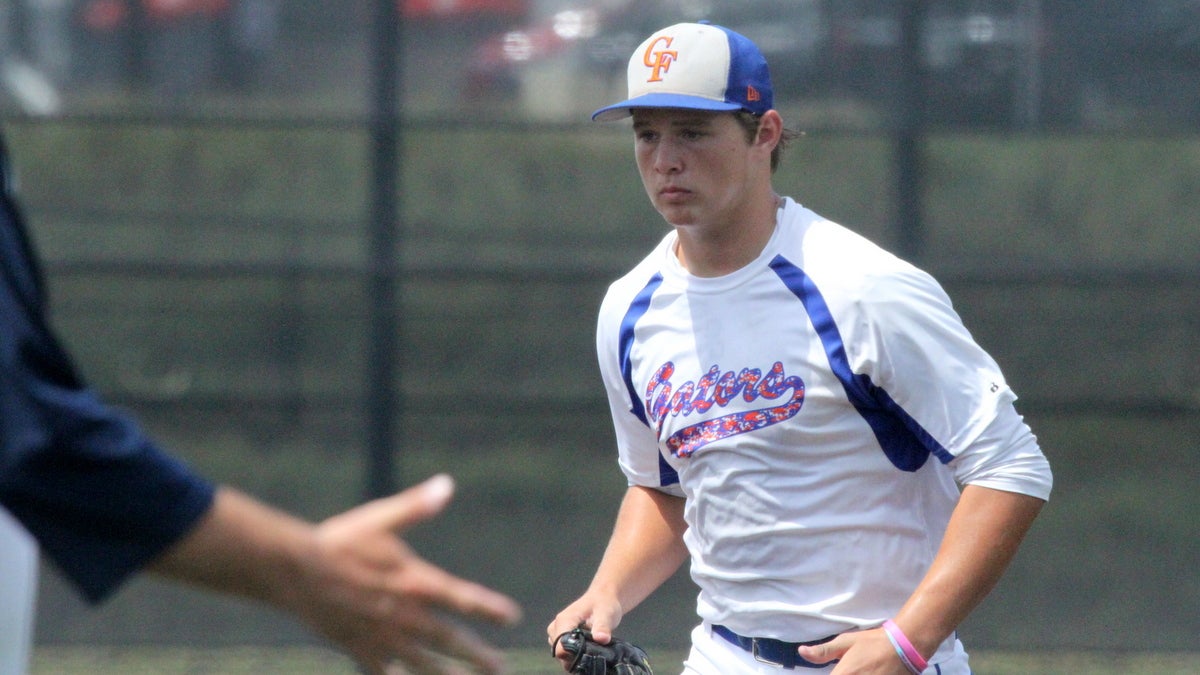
{"left": 28, "top": 646, "right": 1200, "bottom": 674}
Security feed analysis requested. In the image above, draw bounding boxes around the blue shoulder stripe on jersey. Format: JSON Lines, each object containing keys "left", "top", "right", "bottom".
{"left": 768, "top": 255, "right": 954, "bottom": 471}
{"left": 617, "top": 272, "right": 679, "bottom": 486}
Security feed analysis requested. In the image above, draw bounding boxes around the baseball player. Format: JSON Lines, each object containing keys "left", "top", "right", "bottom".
{"left": 548, "top": 22, "right": 1052, "bottom": 675}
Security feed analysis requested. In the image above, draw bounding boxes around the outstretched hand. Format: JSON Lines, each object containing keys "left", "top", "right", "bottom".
{"left": 296, "top": 474, "right": 523, "bottom": 674}
{"left": 152, "top": 475, "right": 522, "bottom": 673}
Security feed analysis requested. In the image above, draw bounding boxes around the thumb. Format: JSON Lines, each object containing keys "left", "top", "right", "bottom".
{"left": 589, "top": 625, "right": 613, "bottom": 644}
{"left": 587, "top": 611, "right": 621, "bottom": 644}
{"left": 334, "top": 473, "right": 456, "bottom": 535}
{"left": 798, "top": 634, "right": 851, "bottom": 666}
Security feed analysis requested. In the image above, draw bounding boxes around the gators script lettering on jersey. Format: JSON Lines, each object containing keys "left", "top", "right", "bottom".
{"left": 645, "top": 359, "right": 806, "bottom": 459}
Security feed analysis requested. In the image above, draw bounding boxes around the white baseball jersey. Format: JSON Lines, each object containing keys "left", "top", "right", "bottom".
{"left": 596, "top": 198, "right": 1052, "bottom": 667}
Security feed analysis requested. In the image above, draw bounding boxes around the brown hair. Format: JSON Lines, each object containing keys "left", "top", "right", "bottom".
{"left": 734, "top": 111, "right": 802, "bottom": 173}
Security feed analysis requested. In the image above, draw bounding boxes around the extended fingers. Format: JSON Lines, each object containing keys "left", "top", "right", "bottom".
{"left": 396, "top": 556, "right": 522, "bottom": 626}
{"left": 354, "top": 604, "right": 511, "bottom": 675}
{"left": 428, "top": 621, "right": 509, "bottom": 674}
{"left": 305, "top": 474, "right": 520, "bottom": 674}
{"left": 403, "top": 621, "right": 508, "bottom": 675}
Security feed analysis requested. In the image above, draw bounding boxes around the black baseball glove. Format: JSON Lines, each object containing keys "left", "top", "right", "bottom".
{"left": 553, "top": 626, "right": 654, "bottom": 675}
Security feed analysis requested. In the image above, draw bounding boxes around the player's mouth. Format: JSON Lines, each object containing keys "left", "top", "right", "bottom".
{"left": 658, "top": 186, "right": 692, "bottom": 202}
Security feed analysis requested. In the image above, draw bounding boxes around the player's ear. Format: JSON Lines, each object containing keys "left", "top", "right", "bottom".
{"left": 755, "top": 111, "right": 784, "bottom": 152}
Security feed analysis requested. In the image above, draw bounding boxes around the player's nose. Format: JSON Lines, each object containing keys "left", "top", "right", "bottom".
{"left": 652, "top": 141, "right": 684, "bottom": 174}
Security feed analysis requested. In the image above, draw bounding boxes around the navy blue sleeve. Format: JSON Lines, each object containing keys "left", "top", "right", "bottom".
{"left": 0, "top": 138, "right": 216, "bottom": 603}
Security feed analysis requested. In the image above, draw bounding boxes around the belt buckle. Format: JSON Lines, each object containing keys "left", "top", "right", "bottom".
{"left": 751, "top": 639, "right": 786, "bottom": 668}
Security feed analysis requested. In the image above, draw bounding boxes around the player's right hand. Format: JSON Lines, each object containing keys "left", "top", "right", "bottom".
{"left": 547, "top": 595, "right": 624, "bottom": 666}
{"left": 799, "top": 627, "right": 910, "bottom": 674}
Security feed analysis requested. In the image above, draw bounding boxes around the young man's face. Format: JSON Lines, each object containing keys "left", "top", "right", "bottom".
{"left": 630, "top": 108, "right": 766, "bottom": 230}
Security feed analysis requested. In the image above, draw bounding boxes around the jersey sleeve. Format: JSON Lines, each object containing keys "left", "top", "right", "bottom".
{"left": 845, "top": 264, "right": 1052, "bottom": 499}
{"left": 950, "top": 400, "right": 1052, "bottom": 500}
{"left": 596, "top": 276, "right": 684, "bottom": 497}
{"left": 0, "top": 180, "right": 216, "bottom": 604}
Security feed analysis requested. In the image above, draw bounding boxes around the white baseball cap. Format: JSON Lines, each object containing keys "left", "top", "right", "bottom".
{"left": 591, "top": 21, "right": 774, "bottom": 122}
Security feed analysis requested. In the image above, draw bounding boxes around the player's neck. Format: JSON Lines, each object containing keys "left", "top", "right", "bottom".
{"left": 674, "top": 193, "right": 782, "bottom": 277}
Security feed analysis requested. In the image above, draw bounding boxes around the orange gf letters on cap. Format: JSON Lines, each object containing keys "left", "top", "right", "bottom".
{"left": 643, "top": 36, "right": 677, "bottom": 82}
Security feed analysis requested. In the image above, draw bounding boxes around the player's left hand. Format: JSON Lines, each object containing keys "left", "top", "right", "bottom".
{"left": 294, "top": 474, "right": 523, "bottom": 674}
{"left": 798, "top": 628, "right": 912, "bottom": 674}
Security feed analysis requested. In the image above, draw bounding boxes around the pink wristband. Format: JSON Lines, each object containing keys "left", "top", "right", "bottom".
{"left": 882, "top": 620, "right": 928, "bottom": 673}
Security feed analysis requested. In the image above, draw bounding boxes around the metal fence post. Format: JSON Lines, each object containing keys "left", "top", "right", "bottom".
{"left": 365, "top": 0, "right": 402, "bottom": 500}
{"left": 895, "top": 0, "right": 925, "bottom": 262}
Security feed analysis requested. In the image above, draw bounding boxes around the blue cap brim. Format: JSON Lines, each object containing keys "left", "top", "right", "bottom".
{"left": 591, "top": 93, "right": 745, "bottom": 122}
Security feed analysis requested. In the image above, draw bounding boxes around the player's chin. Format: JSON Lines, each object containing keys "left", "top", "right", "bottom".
{"left": 654, "top": 202, "right": 698, "bottom": 226}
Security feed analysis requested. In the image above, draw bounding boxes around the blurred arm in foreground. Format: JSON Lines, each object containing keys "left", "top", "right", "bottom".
{"left": 0, "top": 131, "right": 520, "bottom": 675}
{"left": 152, "top": 476, "right": 522, "bottom": 675}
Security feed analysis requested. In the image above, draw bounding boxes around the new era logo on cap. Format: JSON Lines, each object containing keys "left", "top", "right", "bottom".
{"left": 592, "top": 22, "right": 774, "bottom": 121}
